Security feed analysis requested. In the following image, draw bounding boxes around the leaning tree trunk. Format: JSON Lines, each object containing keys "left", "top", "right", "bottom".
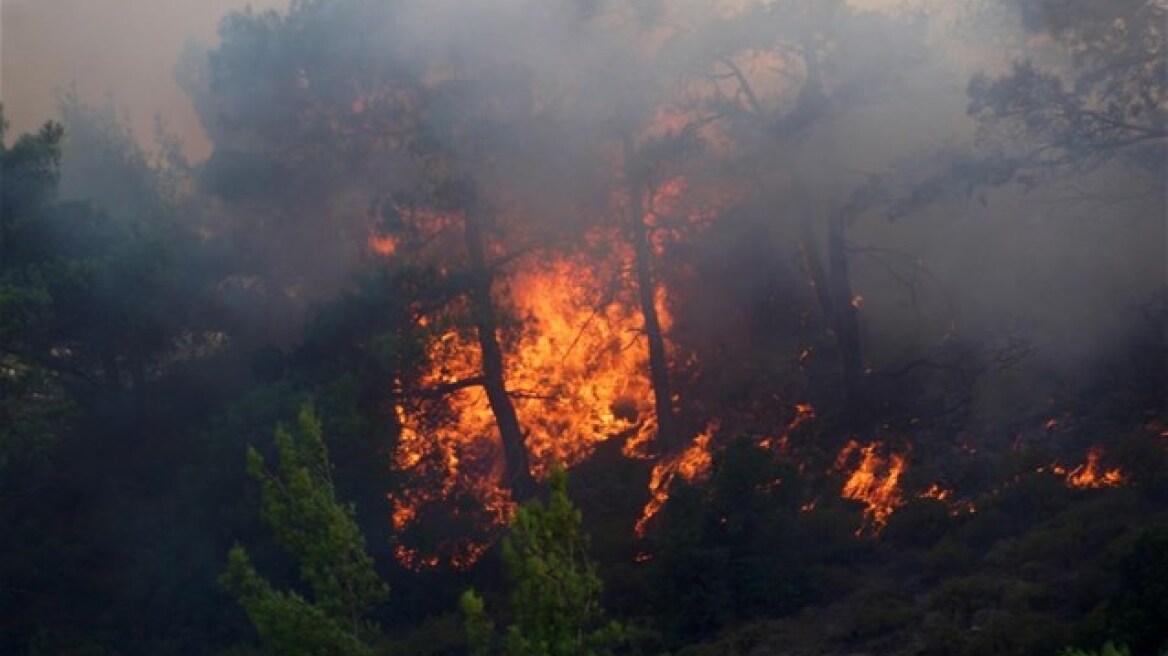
{"left": 463, "top": 204, "right": 535, "bottom": 500}
{"left": 626, "top": 167, "right": 680, "bottom": 455}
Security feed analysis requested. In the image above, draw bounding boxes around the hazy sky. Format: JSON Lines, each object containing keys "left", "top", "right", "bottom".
{"left": 1, "top": 0, "right": 288, "bottom": 160}
{"left": 1, "top": 0, "right": 919, "bottom": 161}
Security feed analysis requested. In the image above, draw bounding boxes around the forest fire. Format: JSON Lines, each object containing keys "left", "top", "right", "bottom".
{"left": 7, "top": 0, "right": 1166, "bottom": 652}
{"left": 374, "top": 142, "right": 721, "bottom": 567}
{"left": 1042, "top": 448, "right": 1124, "bottom": 489}
{"left": 388, "top": 247, "right": 670, "bottom": 568}
{"left": 635, "top": 422, "right": 717, "bottom": 537}
{"left": 835, "top": 440, "right": 907, "bottom": 535}
{"left": 759, "top": 403, "right": 815, "bottom": 452}
{"left": 920, "top": 483, "right": 977, "bottom": 516}
{"left": 504, "top": 254, "right": 666, "bottom": 467}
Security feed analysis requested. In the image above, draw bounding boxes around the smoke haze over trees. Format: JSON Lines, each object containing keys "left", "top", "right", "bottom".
{"left": 1, "top": 0, "right": 1164, "bottom": 654}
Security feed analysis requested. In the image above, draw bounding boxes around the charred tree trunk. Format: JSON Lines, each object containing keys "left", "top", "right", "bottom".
{"left": 827, "top": 214, "right": 863, "bottom": 408}
{"left": 798, "top": 216, "right": 833, "bottom": 327}
{"left": 777, "top": 37, "right": 828, "bottom": 136}
{"left": 799, "top": 213, "right": 864, "bottom": 414}
{"left": 463, "top": 204, "right": 535, "bottom": 500}
{"left": 627, "top": 170, "right": 680, "bottom": 454}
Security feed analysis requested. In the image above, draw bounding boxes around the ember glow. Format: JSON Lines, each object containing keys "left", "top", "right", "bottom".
{"left": 919, "top": 483, "right": 951, "bottom": 501}
{"left": 368, "top": 234, "right": 398, "bottom": 257}
{"left": 759, "top": 403, "right": 816, "bottom": 452}
{"left": 835, "top": 440, "right": 907, "bottom": 535}
{"left": 920, "top": 483, "right": 976, "bottom": 516}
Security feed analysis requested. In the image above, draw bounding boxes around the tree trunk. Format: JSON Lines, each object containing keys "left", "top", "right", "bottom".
{"left": 798, "top": 216, "right": 833, "bottom": 327}
{"left": 627, "top": 169, "right": 680, "bottom": 454}
{"left": 799, "top": 213, "right": 864, "bottom": 414}
{"left": 827, "top": 213, "right": 863, "bottom": 408}
{"left": 463, "top": 203, "right": 535, "bottom": 500}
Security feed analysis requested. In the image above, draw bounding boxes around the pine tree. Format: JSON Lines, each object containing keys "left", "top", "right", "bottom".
{"left": 220, "top": 404, "right": 387, "bottom": 655}
{"left": 462, "top": 465, "right": 626, "bottom": 656}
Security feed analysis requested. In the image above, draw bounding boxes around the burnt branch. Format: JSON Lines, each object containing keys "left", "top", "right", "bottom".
{"left": 412, "top": 376, "right": 487, "bottom": 399}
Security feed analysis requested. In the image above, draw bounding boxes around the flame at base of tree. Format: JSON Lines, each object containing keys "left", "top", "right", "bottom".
{"left": 504, "top": 254, "right": 667, "bottom": 467}
{"left": 634, "top": 421, "right": 717, "bottom": 537}
{"left": 835, "top": 440, "right": 908, "bottom": 536}
{"left": 389, "top": 249, "right": 670, "bottom": 570}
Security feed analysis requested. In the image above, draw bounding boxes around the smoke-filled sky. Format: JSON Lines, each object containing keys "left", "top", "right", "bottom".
{"left": 0, "top": 0, "right": 927, "bottom": 160}
{"left": 1, "top": 0, "right": 287, "bottom": 159}
{"left": 1, "top": 0, "right": 1160, "bottom": 388}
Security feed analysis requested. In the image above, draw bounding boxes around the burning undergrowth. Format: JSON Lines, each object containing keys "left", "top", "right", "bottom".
{"left": 372, "top": 188, "right": 1150, "bottom": 569}
{"left": 388, "top": 246, "right": 670, "bottom": 568}
{"left": 5, "top": 0, "right": 1166, "bottom": 653}
{"left": 262, "top": 0, "right": 1167, "bottom": 573}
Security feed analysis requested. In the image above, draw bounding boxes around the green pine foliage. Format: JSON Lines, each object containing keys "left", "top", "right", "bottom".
{"left": 459, "top": 589, "right": 494, "bottom": 656}
{"left": 463, "top": 465, "right": 628, "bottom": 656}
{"left": 220, "top": 404, "right": 387, "bottom": 655}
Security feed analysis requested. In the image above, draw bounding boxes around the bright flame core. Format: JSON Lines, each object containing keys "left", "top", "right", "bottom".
{"left": 835, "top": 440, "right": 907, "bottom": 535}
{"left": 1043, "top": 448, "right": 1124, "bottom": 489}
{"left": 380, "top": 164, "right": 730, "bottom": 569}
{"left": 389, "top": 246, "right": 669, "bottom": 568}
{"left": 634, "top": 422, "right": 717, "bottom": 536}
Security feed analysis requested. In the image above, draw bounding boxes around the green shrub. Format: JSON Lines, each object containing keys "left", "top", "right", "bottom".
{"left": 219, "top": 405, "right": 387, "bottom": 656}
{"left": 461, "top": 466, "right": 628, "bottom": 656}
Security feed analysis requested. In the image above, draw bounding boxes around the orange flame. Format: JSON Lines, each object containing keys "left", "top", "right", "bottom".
{"left": 389, "top": 246, "right": 672, "bottom": 568}
{"left": 836, "top": 440, "right": 907, "bottom": 535}
{"left": 634, "top": 422, "right": 717, "bottom": 537}
{"left": 1042, "top": 448, "right": 1123, "bottom": 489}
{"left": 759, "top": 403, "right": 815, "bottom": 451}
{"left": 919, "top": 482, "right": 976, "bottom": 516}
{"left": 787, "top": 403, "right": 816, "bottom": 435}
{"left": 506, "top": 254, "right": 668, "bottom": 468}
{"left": 378, "top": 167, "right": 726, "bottom": 568}
{"left": 919, "top": 483, "right": 950, "bottom": 501}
